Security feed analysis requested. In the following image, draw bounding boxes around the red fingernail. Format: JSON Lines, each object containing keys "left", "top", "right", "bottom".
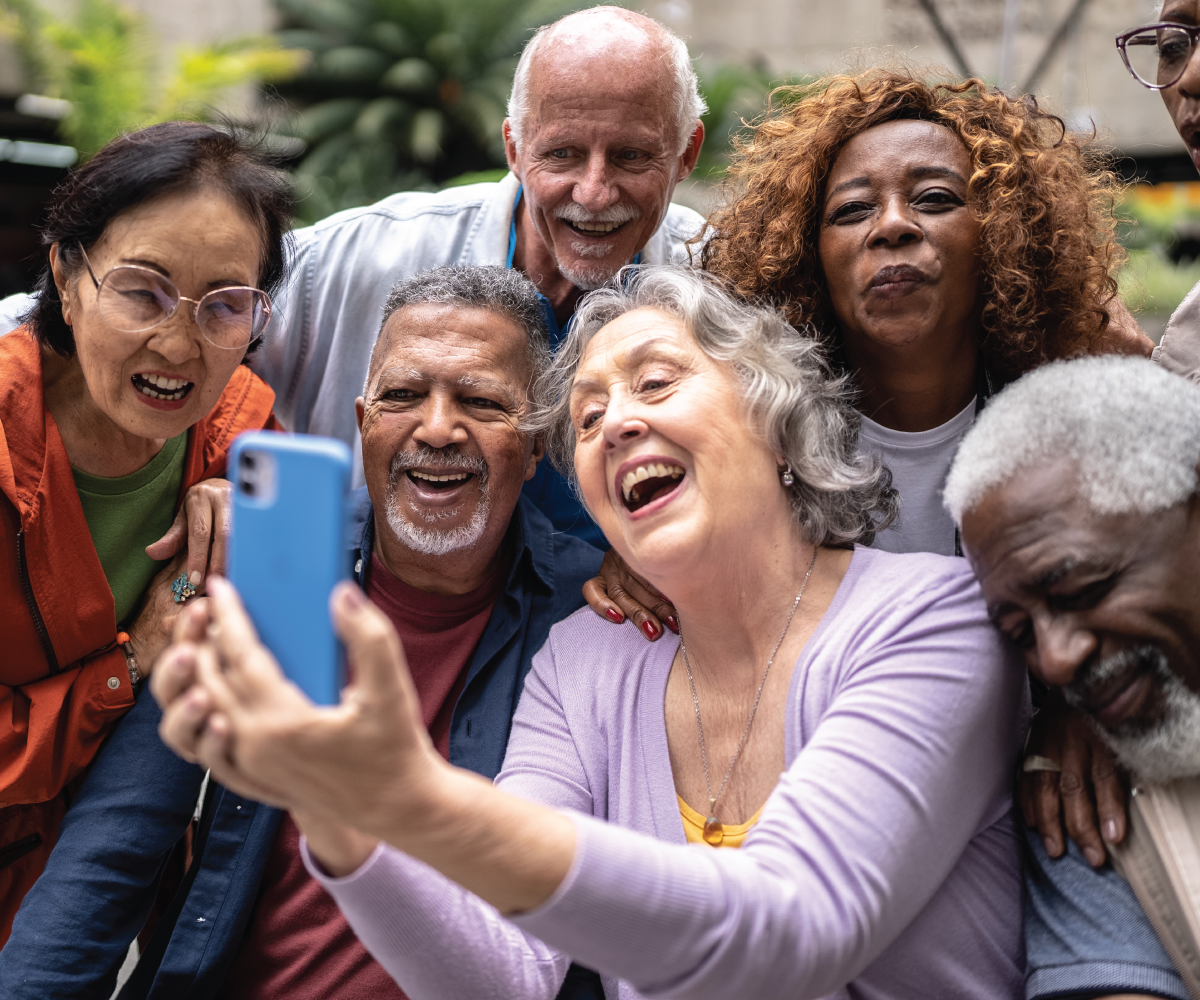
{"left": 664, "top": 615, "right": 679, "bottom": 634}
{"left": 641, "top": 621, "right": 659, "bottom": 640}
{"left": 605, "top": 609, "right": 625, "bottom": 624}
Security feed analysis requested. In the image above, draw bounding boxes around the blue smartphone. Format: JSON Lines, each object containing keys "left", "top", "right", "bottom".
{"left": 227, "top": 431, "right": 351, "bottom": 705}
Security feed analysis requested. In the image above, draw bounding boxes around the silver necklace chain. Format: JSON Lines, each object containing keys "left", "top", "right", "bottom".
{"left": 680, "top": 548, "right": 819, "bottom": 821}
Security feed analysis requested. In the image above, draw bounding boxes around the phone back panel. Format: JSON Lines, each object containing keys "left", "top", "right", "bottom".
{"left": 227, "top": 431, "right": 351, "bottom": 705}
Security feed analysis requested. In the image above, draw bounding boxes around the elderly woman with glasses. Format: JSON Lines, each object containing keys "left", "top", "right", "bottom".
{"left": 0, "top": 120, "right": 289, "bottom": 939}
{"left": 152, "top": 266, "right": 1028, "bottom": 999}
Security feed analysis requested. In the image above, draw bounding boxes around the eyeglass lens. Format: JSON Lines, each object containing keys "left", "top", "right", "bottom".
{"left": 1124, "top": 26, "right": 1195, "bottom": 88}
{"left": 98, "top": 266, "right": 269, "bottom": 349}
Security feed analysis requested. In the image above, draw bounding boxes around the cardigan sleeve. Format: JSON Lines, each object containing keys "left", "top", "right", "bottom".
{"left": 301, "top": 639, "right": 595, "bottom": 1000}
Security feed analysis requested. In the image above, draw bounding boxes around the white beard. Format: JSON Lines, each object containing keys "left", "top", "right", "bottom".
{"left": 385, "top": 492, "right": 491, "bottom": 556}
{"left": 384, "top": 447, "right": 492, "bottom": 557}
{"left": 1067, "top": 646, "right": 1200, "bottom": 785}
{"left": 556, "top": 255, "right": 624, "bottom": 291}
{"left": 552, "top": 201, "right": 641, "bottom": 291}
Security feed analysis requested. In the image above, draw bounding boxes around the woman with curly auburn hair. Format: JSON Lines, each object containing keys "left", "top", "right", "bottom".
{"left": 690, "top": 69, "right": 1153, "bottom": 559}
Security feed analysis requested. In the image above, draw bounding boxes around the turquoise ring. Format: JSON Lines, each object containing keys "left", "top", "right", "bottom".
{"left": 171, "top": 573, "right": 197, "bottom": 603}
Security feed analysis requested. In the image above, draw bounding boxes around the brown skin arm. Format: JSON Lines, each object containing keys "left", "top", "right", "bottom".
{"left": 1019, "top": 694, "right": 1128, "bottom": 868}
{"left": 1096, "top": 298, "right": 1155, "bottom": 357}
{"left": 581, "top": 548, "right": 679, "bottom": 640}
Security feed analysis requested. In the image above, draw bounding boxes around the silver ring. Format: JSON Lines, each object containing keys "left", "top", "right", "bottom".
{"left": 1023, "top": 754, "right": 1062, "bottom": 774}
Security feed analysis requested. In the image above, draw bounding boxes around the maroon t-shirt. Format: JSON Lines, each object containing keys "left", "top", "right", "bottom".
{"left": 220, "top": 552, "right": 506, "bottom": 999}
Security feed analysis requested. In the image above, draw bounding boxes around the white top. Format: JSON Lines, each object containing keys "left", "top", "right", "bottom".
{"left": 859, "top": 398, "right": 977, "bottom": 556}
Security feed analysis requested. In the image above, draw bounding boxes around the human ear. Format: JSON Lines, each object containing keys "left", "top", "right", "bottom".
{"left": 355, "top": 396, "right": 366, "bottom": 433}
{"left": 676, "top": 121, "right": 705, "bottom": 181}
{"left": 503, "top": 120, "right": 523, "bottom": 181}
{"left": 524, "top": 433, "right": 546, "bottom": 482}
{"left": 49, "top": 243, "right": 74, "bottom": 326}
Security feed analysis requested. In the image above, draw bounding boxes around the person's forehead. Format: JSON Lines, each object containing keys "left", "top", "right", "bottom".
{"left": 527, "top": 33, "right": 674, "bottom": 123}
{"left": 1162, "top": 0, "right": 1200, "bottom": 25}
{"left": 963, "top": 462, "right": 1115, "bottom": 584}
{"left": 826, "top": 121, "right": 970, "bottom": 188}
{"left": 576, "top": 308, "right": 693, "bottom": 375}
{"left": 377, "top": 302, "right": 528, "bottom": 377}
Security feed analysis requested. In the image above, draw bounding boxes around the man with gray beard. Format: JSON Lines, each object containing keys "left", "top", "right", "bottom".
{"left": 0, "top": 266, "right": 605, "bottom": 1000}
{"left": 945, "top": 355, "right": 1200, "bottom": 1000}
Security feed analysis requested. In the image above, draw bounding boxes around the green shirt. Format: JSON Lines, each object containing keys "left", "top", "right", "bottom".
{"left": 72, "top": 433, "right": 188, "bottom": 627}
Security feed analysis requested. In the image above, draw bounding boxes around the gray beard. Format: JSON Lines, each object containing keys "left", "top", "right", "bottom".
{"left": 1065, "top": 646, "right": 1200, "bottom": 785}
{"left": 556, "top": 255, "right": 623, "bottom": 292}
{"left": 384, "top": 447, "right": 492, "bottom": 557}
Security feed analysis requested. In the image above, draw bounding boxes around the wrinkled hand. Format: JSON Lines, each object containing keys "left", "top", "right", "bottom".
{"left": 145, "top": 478, "right": 232, "bottom": 592}
{"left": 1020, "top": 697, "right": 1127, "bottom": 867}
{"left": 152, "top": 576, "right": 440, "bottom": 834}
{"left": 582, "top": 548, "right": 678, "bottom": 641}
{"left": 126, "top": 551, "right": 192, "bottom": 678}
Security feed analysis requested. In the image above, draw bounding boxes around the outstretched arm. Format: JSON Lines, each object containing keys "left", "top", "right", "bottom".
{"left": 156, "top": 572, "right": 1022, "bottom": 999}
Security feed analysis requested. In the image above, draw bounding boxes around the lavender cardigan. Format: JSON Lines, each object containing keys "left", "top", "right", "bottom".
{"left": 303, "top": 546, "right": 1027, "bottom": 999}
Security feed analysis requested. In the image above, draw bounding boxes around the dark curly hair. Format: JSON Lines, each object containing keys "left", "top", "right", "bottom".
{"left": 25, "top": 120, "right": 295, "bottom": 357}
{"left": 700, "top": 70, "right": 1126, "bottom": 382}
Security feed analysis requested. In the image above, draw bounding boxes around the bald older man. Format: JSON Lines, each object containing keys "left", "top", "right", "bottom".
{"left": 946, "top": 356, "right": 1200, "bottom": 1000}
{"left": 257, "top": 5, "right": 705, "bottom": 547}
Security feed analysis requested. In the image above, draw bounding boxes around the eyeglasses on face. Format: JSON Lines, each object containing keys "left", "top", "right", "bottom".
{"left": 1117, "top": 22, "right": 1200, "bottom": 90}
{"left": 77, "top": 243, "right": 272, "bottom": 351}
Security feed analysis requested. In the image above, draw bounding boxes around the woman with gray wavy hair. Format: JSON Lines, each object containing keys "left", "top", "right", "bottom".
{"left": 151, "top": 265, "right": 1027, "bottom": 999}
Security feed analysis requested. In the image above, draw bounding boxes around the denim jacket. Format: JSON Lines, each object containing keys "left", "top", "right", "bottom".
{"left": 0, "top": 488, "right": 603, "bottom": 999}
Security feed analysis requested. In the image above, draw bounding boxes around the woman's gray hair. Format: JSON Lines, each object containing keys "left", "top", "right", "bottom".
{"left": 507, "top": 7, "right": 706, "bottom": 156}
{"left": 531, "top": 266, "right": 897, "bottom": 547}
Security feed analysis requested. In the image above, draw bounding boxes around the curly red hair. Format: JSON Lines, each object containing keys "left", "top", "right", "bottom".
{"left": 700, "top": 70, "right": 1125, "bottom": 381}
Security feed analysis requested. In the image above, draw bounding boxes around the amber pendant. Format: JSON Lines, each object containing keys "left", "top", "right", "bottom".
{"left": 702, "top": 814, "right": 724, "bottom": 846}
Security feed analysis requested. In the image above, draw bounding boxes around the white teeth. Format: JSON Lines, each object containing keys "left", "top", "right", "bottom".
{"left": 620, "top": 463, "right": 685, "bottom": 501}
{"left": 410, "top": 470, "right": 470, "bottom": 483}
{"left": 573, "top": 221, "right": 619, "bottom": 233}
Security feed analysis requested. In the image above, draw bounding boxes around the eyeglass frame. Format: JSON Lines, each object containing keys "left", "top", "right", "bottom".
{"left": 1116, "top": 22, "right": 1200, "bottom": 91}
{"left": 76, "top": 242, "right": 273, "bottom": 351}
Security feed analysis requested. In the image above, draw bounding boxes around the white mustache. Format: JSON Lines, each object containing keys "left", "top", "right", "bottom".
{"left": 553, "top": 202, "right": 641, "bottom": 225}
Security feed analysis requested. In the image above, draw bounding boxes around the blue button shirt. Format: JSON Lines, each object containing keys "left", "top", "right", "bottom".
{"left": 0, "top": 490, "right": 604, "bottom": 1000}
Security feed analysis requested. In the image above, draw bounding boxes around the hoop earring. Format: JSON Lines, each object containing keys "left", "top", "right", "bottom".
{"left": 780, "top": 465, "right": 794, "bottom": 487}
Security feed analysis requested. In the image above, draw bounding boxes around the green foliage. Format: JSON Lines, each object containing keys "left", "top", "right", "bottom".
{"left": 693, "top": 61, "right": 811, "bottom": 180}
{"left": 0, "top": 0, "right": 305, "bottom": 158}
{"left": 1119, "top": 248, "right": 1200, "bottom": 317}
{"left": 272, "top": 0, "right": 582, "bottom": 223}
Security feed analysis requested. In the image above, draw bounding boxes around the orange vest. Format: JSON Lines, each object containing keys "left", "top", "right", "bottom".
{"left": 0, "top": 327, "right": 279, "bottom": 941}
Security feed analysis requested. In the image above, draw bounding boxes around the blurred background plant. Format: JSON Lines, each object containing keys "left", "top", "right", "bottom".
{"left": 691, "top": 61, "right": 809, "bottom": 181}
{"left": 268, "top": 0, "right": 585, "bottom": 224}
{"left": 1117, "top": 182, "right": 1200, "bottom": 336}
{"left": 0, "top": 0, "right": 305, "bottom": 159}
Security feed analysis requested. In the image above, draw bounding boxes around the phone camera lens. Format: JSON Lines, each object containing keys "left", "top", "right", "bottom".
{"left": 240, "top": 452, "right": 257, "bottom": 468}
{"left": 242, "top": 480, "right": 257, "bottom": 496}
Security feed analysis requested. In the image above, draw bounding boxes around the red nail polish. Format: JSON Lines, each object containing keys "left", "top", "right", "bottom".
{"left": 641, "top": 621, "right": 659, "bottom": 640}
{"left": 605, "top": 609, "right": 624, "bottom": 624}
{"left": 664, "top": 615, "right": 679, "bottom": 634}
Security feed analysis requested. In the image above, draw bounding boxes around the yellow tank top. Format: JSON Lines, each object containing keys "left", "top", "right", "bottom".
{"left": 678, "top": 795, "right": 765, "bottom": 849}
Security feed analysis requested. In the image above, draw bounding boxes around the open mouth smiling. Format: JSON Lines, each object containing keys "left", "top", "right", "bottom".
{"left": 406, "top": 469, "right": 475, "bottom": 492}
{"left": 620, "top": 461, "right": 685, "bottom": 512}
{"left": 131, "top": 372, "right": 194, "bottom": 403}
{"left": 565, "top": 219, "right": 626, "bottom": 237}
